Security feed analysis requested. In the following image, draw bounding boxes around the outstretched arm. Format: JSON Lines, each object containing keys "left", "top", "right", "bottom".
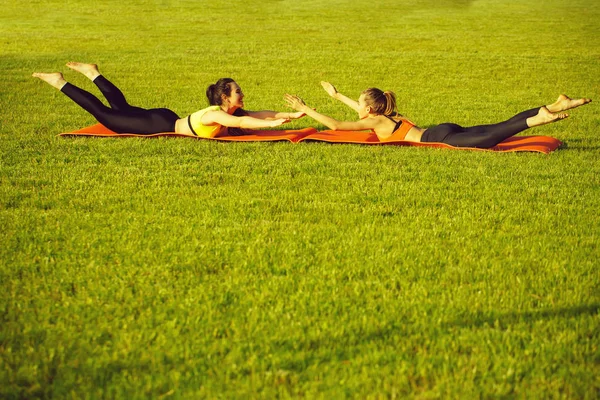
{"left": 321, "top": 81, "right": 360, "bottom": 113}
{"left": 284, "top": 94, "right": 377, "bottom": 131}
{"left": 202, "top": 110, "right": 289, "bottom": 130}
{"left": 245, "top": 110, "right": 306, "bottom": 120}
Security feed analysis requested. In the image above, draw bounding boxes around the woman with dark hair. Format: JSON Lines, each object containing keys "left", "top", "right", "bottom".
{"left": 284, "top": 82, "right": 591, "bottom": 148}
{"left": 32, "top": 62, "right": 305, "bottom": 137}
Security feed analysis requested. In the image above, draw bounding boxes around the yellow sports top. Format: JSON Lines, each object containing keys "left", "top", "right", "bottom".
{"left": 187, "top": 105, "right": 225, "bottom": 138}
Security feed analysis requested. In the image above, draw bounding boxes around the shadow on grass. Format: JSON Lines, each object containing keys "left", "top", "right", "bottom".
{"left": 557, "top": 140, "right": 600, "bottom": 151}
{"left": 268, "top": 304, "right": 598, "bottom": 370}
{"left": 443, "top": 303, "right": 600, "bottom": 330}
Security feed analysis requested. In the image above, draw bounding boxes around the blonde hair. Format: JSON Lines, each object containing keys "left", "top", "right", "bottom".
{"left": 362, "top": 88, "right": 398, "bottom": 116}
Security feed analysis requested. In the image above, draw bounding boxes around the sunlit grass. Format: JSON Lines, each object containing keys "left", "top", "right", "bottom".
{"left": 1, "top": 0, "right": 599, "bottom": 398}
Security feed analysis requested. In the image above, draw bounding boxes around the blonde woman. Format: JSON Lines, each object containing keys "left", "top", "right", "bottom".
{"left": 284, "top": 82, "right": 591, "bottom": 148}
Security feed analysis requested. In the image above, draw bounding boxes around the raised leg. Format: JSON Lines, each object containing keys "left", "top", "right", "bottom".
{"left": 66, "top": 62, "right": 144, "bottom": 112}
{"left": 525, "top": 106, "right": 568, "bottom": 128}
{"left": 441, "top": 107, "right": 567, "bottom": 148}
{"left": 546, "top": 94, "right": 592, "bottom": 113}
{"left": 65, "top": 61, "right": 101, "bottom": 81}
{"left": 32, "top": 72, "right": 67, "bottom": 90}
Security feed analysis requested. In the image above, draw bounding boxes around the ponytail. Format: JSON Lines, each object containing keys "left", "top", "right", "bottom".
{"left": 206, "top": 84, "right": 217, "bottom": 105}
{"left": 382, "top": 91, "right": 397, "bottom": 116}
{"left": 362, "top": 88, "right": 398, "bottom": 116}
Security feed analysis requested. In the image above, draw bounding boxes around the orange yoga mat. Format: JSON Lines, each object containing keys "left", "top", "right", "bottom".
{"left": 59, "top": 124, "right": 563, "bottom": 154}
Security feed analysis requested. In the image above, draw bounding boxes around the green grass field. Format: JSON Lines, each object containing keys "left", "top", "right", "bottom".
{"left": 2, "top": 0, "right": 599, "bottom": 398}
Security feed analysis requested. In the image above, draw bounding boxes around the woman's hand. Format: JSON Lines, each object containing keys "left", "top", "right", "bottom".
{"left": 320, "top": 81, "right": 338, "bottom": 98}
{"left": 269, "top": 118, "right": 290, "bottom": 128}
{"left": 284, "top": 94, "right": 309, "bottom": 112}
{"left": 288, "top": 111, "right": 306, "bottom": 119}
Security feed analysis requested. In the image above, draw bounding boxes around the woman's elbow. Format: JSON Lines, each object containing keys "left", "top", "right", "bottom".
{"left": 236, "top": 117, "right": 251, "bottom": 129}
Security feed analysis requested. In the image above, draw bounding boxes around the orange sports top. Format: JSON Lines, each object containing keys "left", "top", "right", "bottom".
{"left": 381, "top": 115, "right": 416, "bottom": 142}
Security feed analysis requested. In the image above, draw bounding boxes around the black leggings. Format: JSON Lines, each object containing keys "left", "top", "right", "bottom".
{"left": 421, "top": 108, "right": 540, "bottom": 148}
{"left": 60, "top": 75, "right": 180, "bottom": 134}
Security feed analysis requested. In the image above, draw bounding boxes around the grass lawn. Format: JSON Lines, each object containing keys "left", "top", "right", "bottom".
{"left": 1, "top": 0, "right": 599, "bottom": 398}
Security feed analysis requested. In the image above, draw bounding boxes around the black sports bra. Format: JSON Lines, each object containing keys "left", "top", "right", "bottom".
{"left": 384, "top": 115, "right": 402, "bottom": 132}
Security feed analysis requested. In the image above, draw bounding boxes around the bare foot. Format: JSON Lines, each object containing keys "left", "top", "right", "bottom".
{"left": 527, "top": 106, "right": 568, "bottom": 127}
{"left": 32, "top": 72, "right": 67, "bottom": 90}
{"left": 547, "top": 94, "right": 592, "bottom": 113}
{"left": 66, "top": 62, "right": 100, "bottom": 80}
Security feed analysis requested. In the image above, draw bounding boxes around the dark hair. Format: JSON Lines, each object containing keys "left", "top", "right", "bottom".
{"left": 206, "top": 78, "right": 236, "bottom": 106}
{"left": 362, "top": 88, "right": 398, "bottom": 116}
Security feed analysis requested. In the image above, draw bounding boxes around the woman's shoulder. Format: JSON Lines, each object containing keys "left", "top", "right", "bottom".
{"left": 189, "top": 105, "right": 223, "bottom": 125}
{"left": 191, "top": 105, "right": 221, "bottom": 116}
{"left": 198, "top": 105, "right": 222, "bottom": 114}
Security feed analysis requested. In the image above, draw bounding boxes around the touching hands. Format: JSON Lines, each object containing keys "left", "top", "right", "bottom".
{"left": 284, "top": 94, "right": 309, "bottom": 112}
{"left": 321, "top": 81, "right": 338, "bottom": 98}
{"left": 270, "top": 118, "right": 289, "bottom": 127}
{"left": 288, "top": 111, "right": 306, "bottom": 119}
